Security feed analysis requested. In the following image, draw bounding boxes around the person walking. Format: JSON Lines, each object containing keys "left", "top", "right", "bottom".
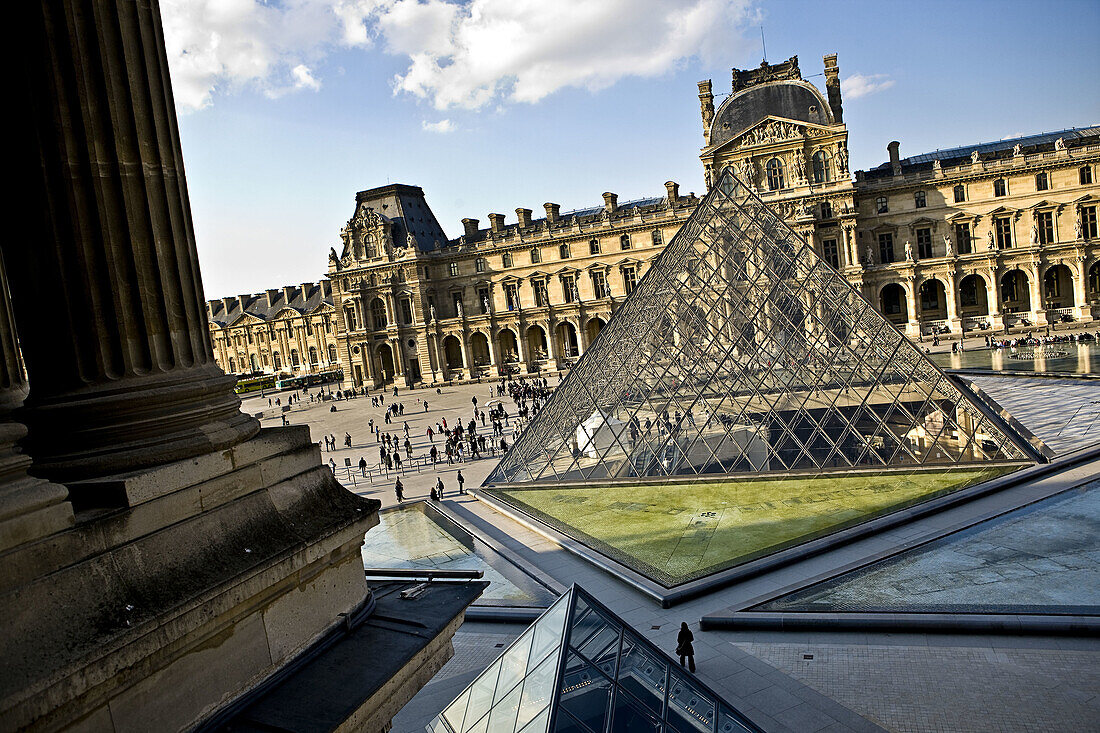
{"left": 676, "top": 622, "right": 696, "bottom": 672}
{"left": 358, "top": 457, "right": 367, "bottom": 476}
{"left": 457, "top": 470, "right": 466, "bottom": 495}
{"left": 395, "top": 478, "right": 404, "bottom": 503}
{"left": 435, "top": 477, "right": 445, "bottom": 499}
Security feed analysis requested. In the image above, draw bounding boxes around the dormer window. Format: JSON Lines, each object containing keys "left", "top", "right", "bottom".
{"left": 812, "top": 151, "right": 829, "bottom": 183}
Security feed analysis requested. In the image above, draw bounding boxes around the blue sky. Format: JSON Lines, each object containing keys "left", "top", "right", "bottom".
{"left": 167, "top": 0, "right": 1100, "bottom": 297}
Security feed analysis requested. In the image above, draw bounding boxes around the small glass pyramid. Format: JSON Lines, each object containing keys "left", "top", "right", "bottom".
{"left": 428, "top": 585, "right": 760, "bottom": 733}
{"left": 487, "top": 168, "right": 1034, "bottom": 486}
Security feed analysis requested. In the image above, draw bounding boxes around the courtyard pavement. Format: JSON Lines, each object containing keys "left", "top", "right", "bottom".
{"left": 242, "top": 375, "right": 1100, "bottom": 733}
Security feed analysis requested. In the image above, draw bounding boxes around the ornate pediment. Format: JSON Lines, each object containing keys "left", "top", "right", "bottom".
{"left": 727, "top": 117, "right": 833, "bottom": 151}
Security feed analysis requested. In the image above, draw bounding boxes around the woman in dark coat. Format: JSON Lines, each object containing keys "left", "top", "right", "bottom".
{"left": 676, "top": 622, "right": 696, "bottom": 672}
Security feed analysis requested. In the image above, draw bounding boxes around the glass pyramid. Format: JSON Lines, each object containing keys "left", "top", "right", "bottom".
{"left": 428, "top": 585, "right": 761, "bottom": 733}
{"left": 487, "top": 168, "right": 1034, "bottom": 486}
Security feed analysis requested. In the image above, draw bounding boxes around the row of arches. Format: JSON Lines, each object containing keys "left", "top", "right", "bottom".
{"left": 437, "top": 318, "right": 606, "bottom": 374}
{"left": 878, "top": 263, "right": 1096, "bottom": 327}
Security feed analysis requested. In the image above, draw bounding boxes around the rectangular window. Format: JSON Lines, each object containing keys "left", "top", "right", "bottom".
{"left": 876, "top": 196, "right": 888, "bottom": 214}
{"left": 1036, "top": 172, "right": 1049, "bottom": 191}
{"left": 954, "top": 185, "right": 966, "bottom": 203}
{"left": 400, "top": 298, "right": 412, "bottom": 323}
{"left": 993, "top": 178, "right": 1007, "bottom": 197}
{"left": 533, "top": 280, "right": 548, "bottom": 307}
{"left": 821, "top": 238, "right": 839, "bottom": 268}
{"left": 589, "top": 239, "right": 601, "bottom": 255}
{"left": 995, "top": 217, "right": 1012, "bottom": 249}
{"left": 821, "top": 200, "right": 833, "bottom": 219}
{"left": 651, "top": 229, "right": 663, "bottom": 247}
{"left": 622, "top": 266, "right": 637, "bottom": 294}
{"left": 620, "top": 234, "right": 631, "bottom": 250}
{"left": 559, "top": 243, "right": 570, "bottom": 259}
{"left": 504, "top": 283, "right": 518, "bottom": 311}
{"left": 590, "top": 271, "right": 608, "bottom": 299}
{"left": 530, "top": 248, "right": 541, "bottom": 264}
{"left": 448, "top": 262, "right": 459, "bottom": 276}
{"left": 1037, "top": 211, "right": 1054, "bottom": 245}
{"left": 501, "top": 252, "right": 512, "bottom": 268}
{"left": 914, "top": 191, "right": 926, "bottom": 208}
{"left": 1084, "top": 206, "right": 1098, "bottom": 240}
{"left": 477, "top": 287, "right": 490, "bottom": 313}
{"left": 877, "top": 232, "right": 894, "bottom": 264}
{"left": 475, "top": 257, "right": 486, "bottom": 273}
{"left": 954, "top": 222, "right": 972, "bottom": 254}
{"left": 561, "top": 275, "right": 577, "bottom": 303}
{"left": 1082, "top": 166, "right": 1094, "bottom": 185}
{"left": 916, "top": 227, "right": 933, "bottom": 259}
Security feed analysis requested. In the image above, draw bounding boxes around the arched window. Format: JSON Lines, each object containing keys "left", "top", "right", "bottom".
{"left": 812, "top": 151, "right": 829, "bottom": 183}
{"left": 766, "top": 159, "right": 785, "bottom": 191}
{"left": 530, "top": 248, "right": 541, "bottom": 264}
{"left": 953, "top": 184, "right": 966, "bottom": 203}
{"left": 559, "top": 243, "right": 570, "bottom": 259}
{"left": 328, "top": 344, "right": 337, "bottom": 363}
{"left": 619, "top": 234, "right": 631, "bottom": 250}
{"left": 370, "top": 298, "right": 387, "bottom": 330}
{"left": 309, "top": 347, "right": 318, "bottom": 365}
{"left": 589, "top": 239, "right": 601, "bottom": 255}
{"left": 651, "top": 229, "right": 663, "bottom": 247}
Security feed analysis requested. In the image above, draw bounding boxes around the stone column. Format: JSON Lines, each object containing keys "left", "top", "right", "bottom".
{"left": 0, "top": 253, "right": 73, "bottom": 553}
{"left": 944, "top": 273, "right": 962, "bottom": 333}
{"left": 545, "top": 321, "right": 560, "bottom": 371}
{"left": 9, "top": 0, "right": 258, "bottom": 483}
{"left": 1072, "top": 257, "right": 1089, "bottom": 320}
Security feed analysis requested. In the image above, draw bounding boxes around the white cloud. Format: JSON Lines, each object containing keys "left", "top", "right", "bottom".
{"left": 387, "top": 0, "right": 755, "bottom": 110}
{"left": 422, "top": 118, "right": 455, "bottom": 133}
{"left": 160, "top": 0, "right": 755, "bottom": 112}
{"left": 842, "top": 73, "right": 895, "bottom": 101}
{"left": 292, "top": 64, "right": 323, "bottom": 91}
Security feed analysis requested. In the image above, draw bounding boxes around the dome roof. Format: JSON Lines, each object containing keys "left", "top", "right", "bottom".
{"left": 710, "top": 80, "right": 833, "bottom": 148}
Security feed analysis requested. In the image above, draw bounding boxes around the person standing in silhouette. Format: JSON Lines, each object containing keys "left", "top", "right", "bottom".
{"left": 676, "top": 622, "right": 696, "bottom": 672}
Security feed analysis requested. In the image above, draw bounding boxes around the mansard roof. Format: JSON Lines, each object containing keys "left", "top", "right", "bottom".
{"left": 207, "top": 282, "right": 333, "bottom": 327}
{"left": 862, "top": 126, "right": 1100, "bottom": 180}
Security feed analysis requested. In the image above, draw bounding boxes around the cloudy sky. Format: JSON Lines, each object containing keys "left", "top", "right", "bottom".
{"left": 163, "top": 0, "right": 1100, "bottom": 297}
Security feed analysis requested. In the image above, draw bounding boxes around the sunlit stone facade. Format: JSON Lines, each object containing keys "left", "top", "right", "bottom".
{"left": 207, "top": 54, "right": 1100, "bottom": 386}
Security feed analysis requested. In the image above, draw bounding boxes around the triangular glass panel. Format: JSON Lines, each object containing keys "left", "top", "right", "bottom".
{"left": 429, "top": 586, "right": 761, "bottom": 732}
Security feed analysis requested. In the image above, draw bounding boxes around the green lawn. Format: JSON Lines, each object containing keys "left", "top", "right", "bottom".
{"left": 490, "top": 466, "right": 1018, "bottom": 586}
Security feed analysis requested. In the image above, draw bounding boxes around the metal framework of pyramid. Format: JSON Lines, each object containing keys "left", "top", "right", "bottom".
{"left": 487, "top": 169, "right": 1036, "bottom": 486}
{"left": 428, "top": 585, "right": 761, "bottom": 733}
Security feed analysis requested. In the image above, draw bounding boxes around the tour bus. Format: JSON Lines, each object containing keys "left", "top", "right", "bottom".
{"left": 274, "top": 369, "right": 344, "bottom": 391}
{"left": 233, "top": 374, "right": 276, "bottom": 395}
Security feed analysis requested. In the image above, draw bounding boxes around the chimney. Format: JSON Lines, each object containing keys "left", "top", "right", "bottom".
{"left": 300, "top": 283, "right": 313, "bottom": 301}
{"left": 266, "top": 289, "right": 279, "bottom": 308}
{"left": 282, "top": 285, "right": 295, "bottom": 302}
{"left": 823, "top": 53, "right": 843, "bottom": 123}
{"left": 888, "top": 141, "right": 902, "bottom": 176}
{"left": 544, "top": 202, "right": 560, "bottom": 223}
{"left": 602, "top": 192, "right": 618, "bottom": 214}
{"left": 516, "top": 208, "right": 533, "bottom": 229}
{"left": 322, "top": 280, "right": 333, "bottom": 298}
{"left": 488, "top": 213, "right": 505, "bottom": 233}
{"left": 697, "top": 80, "right": 715, "bottom": 145}
{"left": 237, "top": 294, "right": 251, "bottom": 312}
{"left": 462, "top": 217, "right": 480, "bottom": 239}
{"left": 665, "top": 181, "right": 680, "bottom": 204}
{"left": 207, "top": 300, "right": 218, "bottom": 317}
{"left": 222, "top": 296, "right": 236, "bottom": 314}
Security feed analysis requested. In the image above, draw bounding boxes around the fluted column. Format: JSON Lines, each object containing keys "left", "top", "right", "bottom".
{"left": 10, "top": 0, "right": 258, "bottom": 482}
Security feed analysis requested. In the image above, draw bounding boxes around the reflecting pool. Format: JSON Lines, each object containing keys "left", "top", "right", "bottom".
{"left": 361, "top": 502, "right": 557, "bottom": 608}
{"left": 928, "top": 342, "right": 1099, "bottom": 374}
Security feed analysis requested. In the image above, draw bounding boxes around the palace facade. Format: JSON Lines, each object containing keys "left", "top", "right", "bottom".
{"left": 209, "top": 54, "right": 1100, "bottom": 387}
{"left": 206, "top": 281, "right": 341, "bottom": 377}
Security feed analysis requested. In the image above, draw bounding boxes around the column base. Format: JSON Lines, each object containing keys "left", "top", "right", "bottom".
{"left": 0, "top": 427, "right": 378, "bottom": 731}
{"left": 19, "top": 365, "right": 258, "bottom": 484}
